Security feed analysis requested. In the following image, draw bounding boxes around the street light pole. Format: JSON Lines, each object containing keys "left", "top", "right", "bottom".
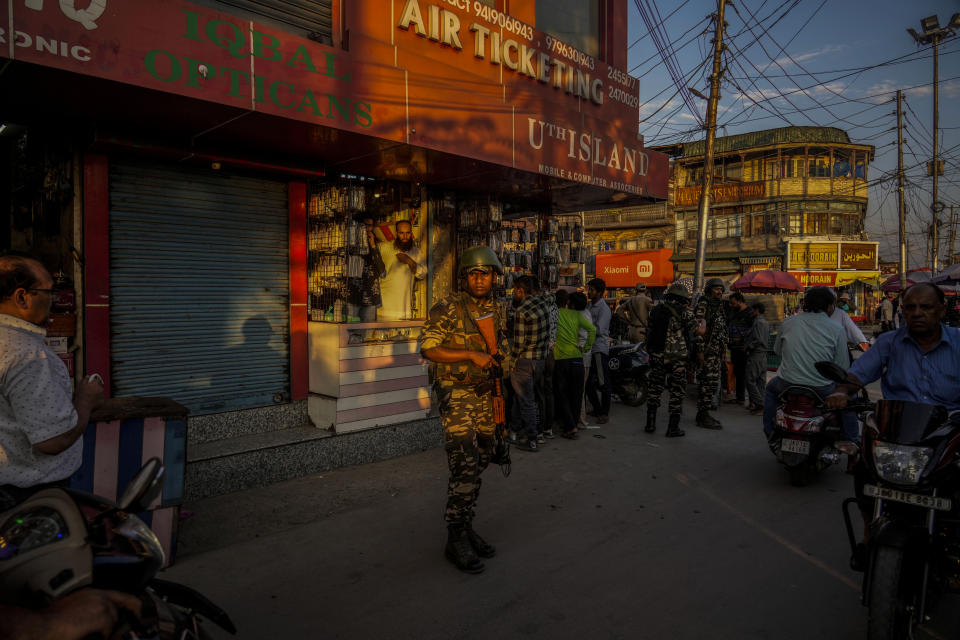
{"left": 693, "top": 0, "right": 727, "bottom": 293}
{"left": 908, "top": 13, "right": 959, "bottom": 271}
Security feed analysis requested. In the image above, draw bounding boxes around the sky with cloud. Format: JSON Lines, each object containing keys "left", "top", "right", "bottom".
{"left": 628, "top": 0, "right": 960, "bottom": 267}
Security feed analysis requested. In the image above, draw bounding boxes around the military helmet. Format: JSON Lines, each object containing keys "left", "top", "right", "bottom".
{"left": 666, "top": 283, "right": 692, "bottom": 301}
{"left": 459, "top": 246, "right": 503, "bottom": 275}
{"left": 705, "top": 277, "right": 725, "bottom": 291}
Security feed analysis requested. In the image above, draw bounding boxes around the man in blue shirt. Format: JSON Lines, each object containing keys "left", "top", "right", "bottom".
{"left": 827, "top": 283, "right": 960, "bottom": 413}
{"left": 826, "top": 282, "right": 960, "bottom": 571}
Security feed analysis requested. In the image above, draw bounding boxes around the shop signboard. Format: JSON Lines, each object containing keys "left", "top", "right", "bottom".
{"left": 788, "top": 271, "right": 881, "bottom": 288}
{"left": 674, "top": 181, "right": 765, "bottom": 207}
{"left": 787, "top": 242, "right": 838, "bottom": 270}
{"left": 1, "top": 0, "right": 668, "bottom": 198}
{"left": 839, "top": 243, "right": 879, "bottom": 270}
{"left": 787, "top": 241, "right": 879, "bottom": 271}
{"left": 595, "top": 249, "right": 673, "bottom": 288}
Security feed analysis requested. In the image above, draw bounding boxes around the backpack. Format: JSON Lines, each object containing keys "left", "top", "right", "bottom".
{"left": 874, "top": 304, "right": 882, "bottom": 322}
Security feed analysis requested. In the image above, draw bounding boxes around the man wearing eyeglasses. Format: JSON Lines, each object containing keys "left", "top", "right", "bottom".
{"left": 0, "top": 254, "right": 103, "bottom": 506}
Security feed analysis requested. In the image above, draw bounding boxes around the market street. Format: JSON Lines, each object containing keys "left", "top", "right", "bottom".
{"left": 167, "top": 396, "right": 878, "bottom": 639}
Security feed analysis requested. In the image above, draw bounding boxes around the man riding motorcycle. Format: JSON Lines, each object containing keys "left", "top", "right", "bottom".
{"left": 827, "top": 282, "right": 960, "bottom": 566}
{"left": 762, "top": 286, "right": 860, "bottom": 446}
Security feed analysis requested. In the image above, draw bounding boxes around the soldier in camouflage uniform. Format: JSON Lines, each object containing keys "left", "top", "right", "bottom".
{"left": 644, "top": 284, "right": 700, "bottom": 437}
{"left": 419, "top": 246, "right": 509, "bottom": 574}
{"left": 694, "top": 278, "right": 727, "bottom": 429}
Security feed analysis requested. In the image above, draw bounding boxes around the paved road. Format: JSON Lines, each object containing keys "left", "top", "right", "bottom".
{"left": 168, "top": 395, "right": 873, "bottom": 639}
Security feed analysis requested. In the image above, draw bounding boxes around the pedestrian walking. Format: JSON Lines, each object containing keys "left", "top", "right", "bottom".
{"left": 694, "top": 278, "right": 728, "bottom": 429}
{"left": 644, "top": 283, "right": 700, "bottom": 437}
{"left": 744, "top": 302, "right": 769, "bottom": 413}
{"left": 508, "top": 275, "right": 550, "bottom": 451}
{"left": 553, "top": 292, "right": 596, "bottom": 438}
{"left": 879, "top": 291, "right": 896, "bottom": 333}
{"left": 615, "top": 282, "right": 653, "bottom": 343}
{"left": 725, "top": 292, "right": 753, "bottom": 407}
{"left": 419, "top": 246, "right": 508, "bottom": 574}
{"left": 584, "top": 278, "right": 612, "bottom": 424}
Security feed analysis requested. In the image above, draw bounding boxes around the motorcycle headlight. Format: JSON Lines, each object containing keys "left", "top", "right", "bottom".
{"left": 114, "top": 514, "right": 166, "bottom": 566}
{"left": 871, "top": 442, "right": 933, "bottom": 485}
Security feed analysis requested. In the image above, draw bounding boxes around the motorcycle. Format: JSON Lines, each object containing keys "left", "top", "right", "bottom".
{"left": 0, "top": 458, "right": 236, "bottom": 639}
{"left": 815, "top": 362, "right": 960, "bottom": 640}
{"left": 608, "top": 342, "right": 650, "bottom": 407}
{"left": 770, "top": 377, "right": 869, "bottom": 487}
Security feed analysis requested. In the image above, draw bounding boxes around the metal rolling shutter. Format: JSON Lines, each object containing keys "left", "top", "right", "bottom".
{"left": 109, "top": 163, "right": 290, "bottom": 415}
{"left": 214, "top": 0, "right": 333, "bottom": 44}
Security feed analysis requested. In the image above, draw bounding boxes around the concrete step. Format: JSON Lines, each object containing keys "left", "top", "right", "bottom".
{"left": 187, "top": 401, "right": 309, "bottom": 447}
{"left": 183, "top": 417, "right": 442, "bottom": 501}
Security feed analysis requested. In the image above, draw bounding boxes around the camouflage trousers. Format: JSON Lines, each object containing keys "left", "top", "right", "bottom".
{"left": 439, "top": 385, "right": 496, "bottom": 524}
{"left": 647, "top": 354, "right": 687, "bottom": 415}
{"left": 697, "top": 351, "right": 723, "bottom": 411}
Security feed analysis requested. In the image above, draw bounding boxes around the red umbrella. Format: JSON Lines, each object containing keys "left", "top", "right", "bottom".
{"left": 879, "top": 269, "right": 932, "bottom": 292}
{"left": 730, "top": 270, "right": 802, "bottom": 292}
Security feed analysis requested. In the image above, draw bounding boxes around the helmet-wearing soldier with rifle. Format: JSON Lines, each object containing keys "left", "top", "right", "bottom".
{"left": 418, "top": 246, "right": 511, "bottom": 574}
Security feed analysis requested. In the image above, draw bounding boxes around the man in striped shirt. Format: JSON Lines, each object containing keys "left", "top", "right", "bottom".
{"left": 509, "top": 275, "right": 550, "bottom": 452}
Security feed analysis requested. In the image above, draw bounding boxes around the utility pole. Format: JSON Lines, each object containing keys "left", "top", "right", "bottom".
{"left": 908, "top": 14, "right": 960, "bottom": 271}
{"left": 896, "top": 90, "right": 908, "bottom": 288}
{"left": 949, "top": 205, "right": 957, "bottom": 266}
{"left": 693, "top": 0, "right": 727, "bottom": 292}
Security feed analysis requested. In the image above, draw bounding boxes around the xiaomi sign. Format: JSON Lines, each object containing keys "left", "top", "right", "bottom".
{"left": 594, "top": 249, "right": 673, "bottom": 288}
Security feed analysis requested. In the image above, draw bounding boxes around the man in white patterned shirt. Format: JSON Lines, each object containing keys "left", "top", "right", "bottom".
{"left": 0, "top": 255, "right": 103, "bottom": 504}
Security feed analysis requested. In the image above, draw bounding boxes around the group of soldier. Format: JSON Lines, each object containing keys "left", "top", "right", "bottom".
{"left": 417, "top": 245, "right": 744, "bottom": 573}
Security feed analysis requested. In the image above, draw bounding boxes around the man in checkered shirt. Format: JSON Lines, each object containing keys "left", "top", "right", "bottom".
{"left": 508, "top": 275, "right": 550, "bottom": 452}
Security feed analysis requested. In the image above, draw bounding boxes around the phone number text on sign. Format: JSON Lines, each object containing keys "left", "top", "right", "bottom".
{"left": 440, "top": 0, "right": 534, "bottom": 40}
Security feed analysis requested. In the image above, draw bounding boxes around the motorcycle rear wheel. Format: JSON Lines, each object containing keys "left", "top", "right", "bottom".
{"left": 867, "top": 545, "right": 916, "bottom": 640}
{"left": 618, "top": 380, "right": 648, "bottom": 407}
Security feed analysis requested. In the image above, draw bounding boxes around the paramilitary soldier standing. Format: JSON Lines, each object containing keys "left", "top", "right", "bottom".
{"left": 644, "top": 283, "right": 700, "bottom": 437}
{"left": 694, "top": 278, "right": 727, "bottom": 429}
{"left": 419, "top": 246, "right": 509, "bottom": 574}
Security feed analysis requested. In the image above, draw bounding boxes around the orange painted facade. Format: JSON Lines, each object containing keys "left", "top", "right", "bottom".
{"left": 1, "top": 0, "right": 667, "bottom": 199}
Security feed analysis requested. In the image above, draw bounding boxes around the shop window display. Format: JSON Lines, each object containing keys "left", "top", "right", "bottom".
{"left": 308, "top": 180, "right": 427, "bottom": 323}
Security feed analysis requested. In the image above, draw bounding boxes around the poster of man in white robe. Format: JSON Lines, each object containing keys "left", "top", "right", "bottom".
{"left": 377, "top": 220, "right": 426, "bottom": 320}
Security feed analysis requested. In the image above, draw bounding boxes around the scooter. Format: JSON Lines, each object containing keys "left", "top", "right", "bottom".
{"left": 770, "top": 378, "right": 868, "bottom": 487}
{"left": 0, "top": 458, "right": 236, "bottom": 638}
{"left": 608, "top": 342, "right": 650, "bottom": 407}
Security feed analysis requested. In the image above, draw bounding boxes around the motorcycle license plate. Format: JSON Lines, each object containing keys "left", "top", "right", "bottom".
{"left": 781, "top": 438, "right": 810, "bottom": 455}
{"left": 864, "top": 485, "right": 952, "bottom": 511}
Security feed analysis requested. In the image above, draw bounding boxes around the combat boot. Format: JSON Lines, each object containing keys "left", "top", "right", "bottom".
{"left": 696, "top": 409, "right": 723, "bottom": 430}
{"left": 645, "top": 405, "right": 657, "bottom": 433}
{"left": 445, "top": 524, "right": 484, "bottom": 574}
{"left": 465, "top": 523, "right": 496, "bottom": 558}
{"left": 665, "top": 413, "right": 685, "bottom": 438}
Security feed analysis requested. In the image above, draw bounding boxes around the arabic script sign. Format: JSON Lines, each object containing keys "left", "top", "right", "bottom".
{"left": 839, "top": 243, "right": 878, "bottom": 270}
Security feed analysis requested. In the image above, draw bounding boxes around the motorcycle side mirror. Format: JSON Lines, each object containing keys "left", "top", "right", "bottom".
{"left": 118, "top": 458, "right": 165, "bottom": 513}
{"left": 815, "top": 361, "right": 851, "bottom": 385}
